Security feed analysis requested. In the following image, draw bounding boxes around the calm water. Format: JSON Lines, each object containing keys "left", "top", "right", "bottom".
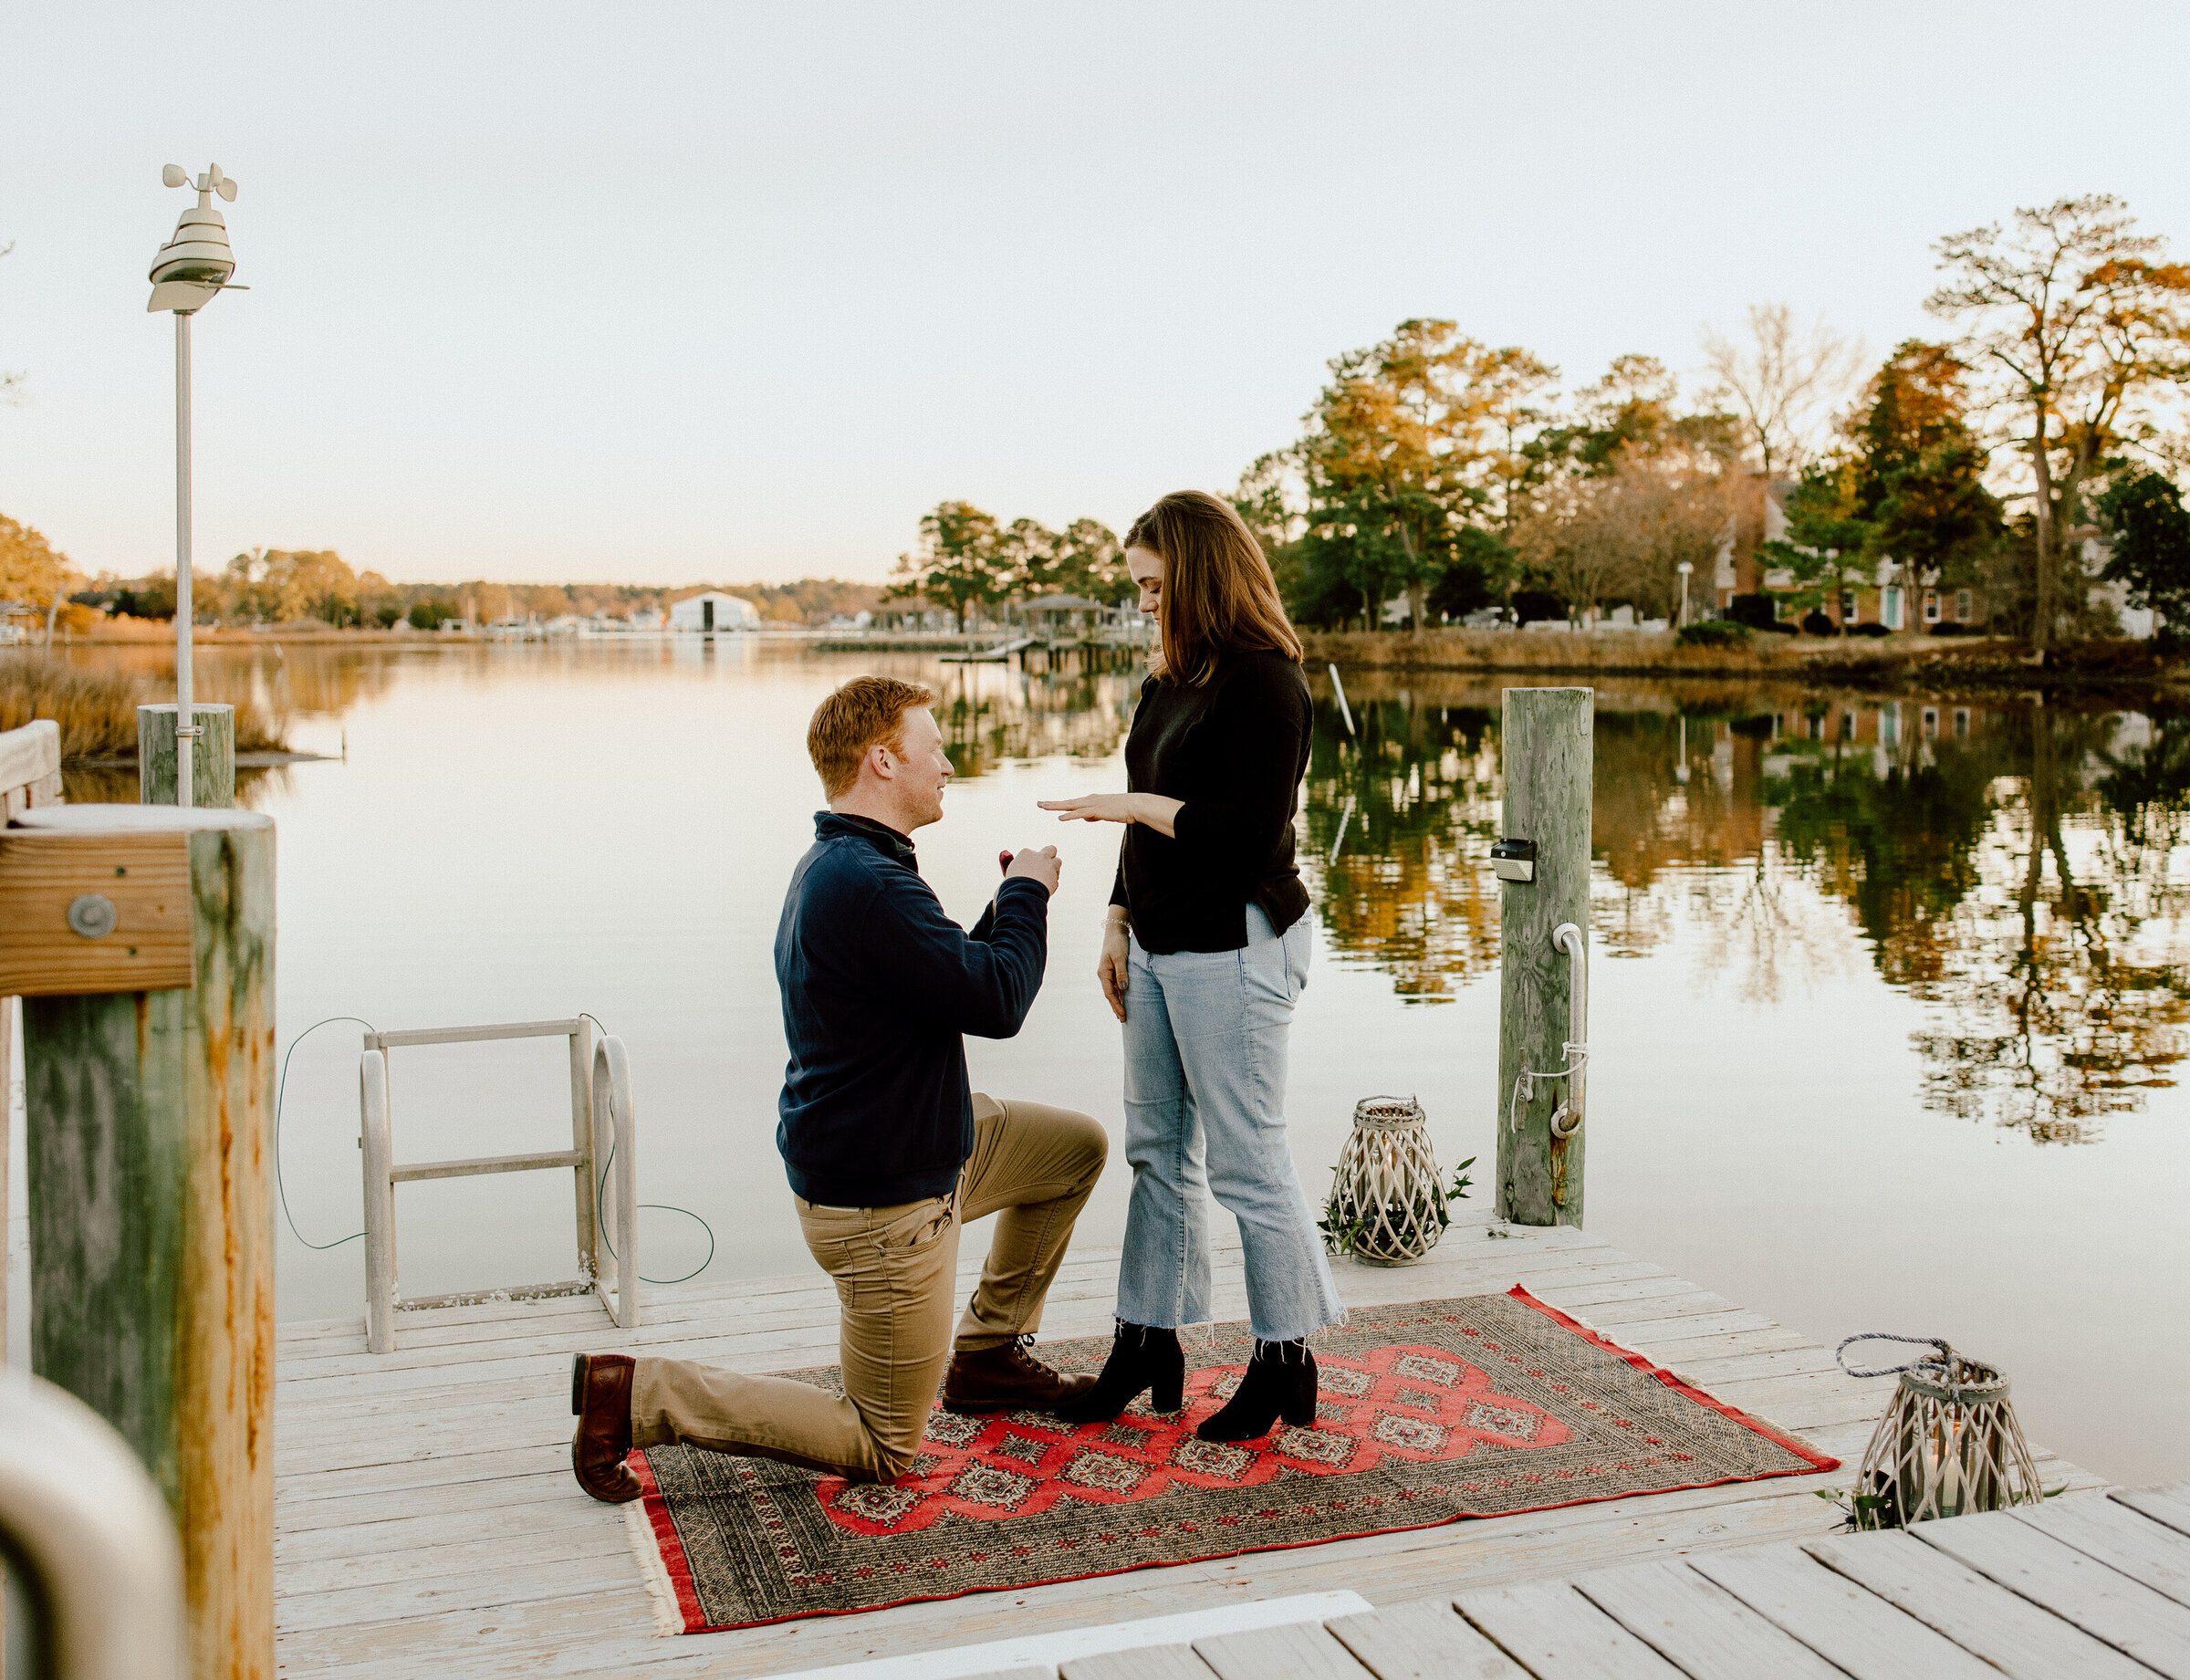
{"left": 45, "top": 639, "right": 2190, "bottom": 1485}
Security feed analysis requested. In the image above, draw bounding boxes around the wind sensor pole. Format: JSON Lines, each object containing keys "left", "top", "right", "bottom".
{"left": 146, "top": 163, "right": 244, "bottom": 809}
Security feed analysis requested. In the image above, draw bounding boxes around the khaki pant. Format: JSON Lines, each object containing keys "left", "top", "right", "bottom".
{"left": 631, "top": 1095, "right": 1107, "bottom": 1482}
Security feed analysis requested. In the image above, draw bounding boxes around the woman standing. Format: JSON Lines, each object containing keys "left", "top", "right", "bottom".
{"left": 1038, "top": 489, "right": 1343, "bottom": 1443}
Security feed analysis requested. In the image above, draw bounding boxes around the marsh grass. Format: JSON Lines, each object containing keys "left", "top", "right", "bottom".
{"left": 0, "top": 652, "right": 285, "bottom": 761}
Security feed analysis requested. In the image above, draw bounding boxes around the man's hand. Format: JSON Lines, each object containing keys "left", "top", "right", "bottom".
{"left": 1003, "top": 845, "right": 1062, "bottom": 895}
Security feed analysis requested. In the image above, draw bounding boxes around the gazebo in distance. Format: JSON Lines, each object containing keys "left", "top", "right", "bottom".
{"left": 1022, "top": 593, "right": 1111, "bottom": 637}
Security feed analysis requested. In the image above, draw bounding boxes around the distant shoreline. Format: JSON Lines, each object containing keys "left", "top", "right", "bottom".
{"left": 34, "top": 622, "right": 2188, "bottom": 693}
{"left": 1299, "top": 628, "right": 2190, "bottom": 692}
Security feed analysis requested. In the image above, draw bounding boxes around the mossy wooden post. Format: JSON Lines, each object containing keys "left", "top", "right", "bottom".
{"left": 1496, "top": 686, "right": 1592, "bottom": 1226}
{"left": 139, "top": 702, "right": 236, "bottom": 808}
{"left": 8, "top": 805, "right": 276, "bottom": 1680}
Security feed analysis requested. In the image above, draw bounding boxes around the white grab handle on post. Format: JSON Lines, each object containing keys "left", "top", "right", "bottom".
{"left": 591, "top": 1035, "right": 641, "bottom": 1330}
{"left": 0, "top": 1373, "right": 186, "bottom": 1680}
{"left": 360, "top": 1049, "right": 397, "bottom": 1354}
{"left": 1549, "top": 922, "right": 1588, "bottom": 1139}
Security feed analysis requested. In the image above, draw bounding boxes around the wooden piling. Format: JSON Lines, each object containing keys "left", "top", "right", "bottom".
{"left": 139, "top": 702, "right": 236, "bottom": 808}
{"left": 1496, "top": 686, "right": 1593, "bottom": 1227}
{"left": 13, "top": 805, "right": 276, "bottom": 1680}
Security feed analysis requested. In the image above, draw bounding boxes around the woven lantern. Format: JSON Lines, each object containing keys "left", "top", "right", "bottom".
{"left": 1838, "top": 1335, "right": 2046, "bottom": 1529}
{"left": 1323, "top": 1096, "right": 1450, "bottom": 1267}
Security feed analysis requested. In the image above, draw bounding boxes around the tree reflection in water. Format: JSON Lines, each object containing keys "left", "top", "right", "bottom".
{"left": 1296, "top": 672, "right": 2190, "bottom": 1143}
{"left": 1300, "top": 692, "right": 1502, "bottom": 1001}
{"left": 933, "top": 663, "right": 1143, "bottom": 777}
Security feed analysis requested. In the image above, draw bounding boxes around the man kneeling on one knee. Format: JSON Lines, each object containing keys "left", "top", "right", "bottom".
{"left": 570, "top": 675, "right": 1109, "bottom": 1498}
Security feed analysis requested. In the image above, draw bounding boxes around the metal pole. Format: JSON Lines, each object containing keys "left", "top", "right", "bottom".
{"left": 173, "top": 310, "right": 195, "bottom": 811}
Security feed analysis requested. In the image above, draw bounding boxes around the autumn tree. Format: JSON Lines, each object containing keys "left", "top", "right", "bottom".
{"left": 1527, "top": 355, "right": 1738, "bottom": 482}
{"left": 1298, "top": 320, "right": 1557, "bottom": 629}
{"left": 217, "top": 548, "right": 362, "bottom": 624}
{"left": 887, "top": 501, "right": 1003, "bottom": 632}
{"left": 1927, "top": 195, "right": 2190, "bottom": 652}
{"left": 1513, "top": 451, "right": 1728, "bottom": 623}
{"left": 1699, "top": 303, "right": 1865, "bottom": 476}
{"left": 0, "top": 513, "right": 73, "bottom": 614}
{"left": 1509, "top": 475, "right": 1632, "bottom": 623}
{"left": 1504, "top": 354, "right": 1738, "bottom": 622}
{"left": 1768, "top": 342, "right": 2002, "bottom": 623}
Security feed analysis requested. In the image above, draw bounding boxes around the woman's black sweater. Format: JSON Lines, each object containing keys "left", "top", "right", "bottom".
{"left": 1109, "top": 649, "right": 1311, "bottom": 954}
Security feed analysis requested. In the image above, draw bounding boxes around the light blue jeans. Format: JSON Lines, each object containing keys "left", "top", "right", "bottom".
{"left": 1116, "top": 904, "right": 1345, "bottom": 1341}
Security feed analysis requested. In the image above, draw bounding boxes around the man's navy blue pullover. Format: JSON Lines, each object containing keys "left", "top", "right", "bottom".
{"left": 774, "top": 810, "right": 1050, "bottom": 1207}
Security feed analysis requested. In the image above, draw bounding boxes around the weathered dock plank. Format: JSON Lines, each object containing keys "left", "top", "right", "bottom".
{"left": 1690, "top": 1540, "right": 2001, "bottom": 1679}
{"left": 1569, "top": 1560, "right": 1842, "bottom": 1679}
{"left": 1454, "top": 1579, "right": 1681, "bottom": 1676}
{"left": 1909, "top": 1510, "right": 2190, "bottom": 1675}
{"left": 1325, "top": 1595, "right": 1528, "bottom": 1678}
{"left": 1805, "top": 1530, "right": 2154, "bottom": 1680}
{"left": 2018, "top": 1493, "right": 2190, "bottom": 1607}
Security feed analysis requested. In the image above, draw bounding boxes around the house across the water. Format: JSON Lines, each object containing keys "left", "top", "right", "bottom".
{"left": 668, "top": 590, "right": 761, "bottom": 632}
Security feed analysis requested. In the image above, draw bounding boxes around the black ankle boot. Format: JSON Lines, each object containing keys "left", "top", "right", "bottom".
{"left": 1195, "top": 1339, "right": 1317, "bottom": 1442}
{"left": 1057, "top": 1320, "right": 1184, "bottom": 1424}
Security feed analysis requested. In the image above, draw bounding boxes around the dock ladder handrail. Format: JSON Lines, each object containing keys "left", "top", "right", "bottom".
{"left": 358, "top": 1017, "right": 639, "bottom": 1353}
{"left": 0, "top": 1373, "right": 186, "bottom": 1680}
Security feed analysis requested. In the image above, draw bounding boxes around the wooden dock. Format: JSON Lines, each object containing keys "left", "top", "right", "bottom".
{"left": 1032, "top": 1484, "right": 2190, "bottom": 1679}
{"left": 273, "top": 1210, "right": 2105, "bottom": 1678}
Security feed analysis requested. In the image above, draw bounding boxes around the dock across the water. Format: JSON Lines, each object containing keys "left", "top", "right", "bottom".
{"left": 273, "top": 1211, "right": 2108, "bottom": 1678}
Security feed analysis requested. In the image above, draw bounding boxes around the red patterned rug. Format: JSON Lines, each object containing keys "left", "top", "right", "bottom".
{"left": 626, "top": 1287, "right": 1836, "bottom": 1633}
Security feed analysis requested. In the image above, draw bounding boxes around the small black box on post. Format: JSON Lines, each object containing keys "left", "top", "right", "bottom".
{"left": 1490, "top": 839, "right": 1538, "bottom": 883}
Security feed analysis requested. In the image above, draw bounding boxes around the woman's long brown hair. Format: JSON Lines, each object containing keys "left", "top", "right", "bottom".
{"left": 1126, "top": 490, "right": 1303, "bottom": 684}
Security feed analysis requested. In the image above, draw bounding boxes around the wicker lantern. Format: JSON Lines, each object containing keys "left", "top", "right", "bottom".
{"left": 1838, "top": 1335, "right": 2046, "bottom": 1529}
{"left": 1322, "top": 1096, "right": 1463, "bottom": 1267}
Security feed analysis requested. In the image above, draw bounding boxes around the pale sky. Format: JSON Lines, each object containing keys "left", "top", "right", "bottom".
{"left": 4, "top": 2, "right": 2185, "bottom": 587}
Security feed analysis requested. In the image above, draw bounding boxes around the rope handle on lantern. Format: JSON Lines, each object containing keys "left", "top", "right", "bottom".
{"left": 1835, "top": 1333, "right": 1954, "bottom": 1379}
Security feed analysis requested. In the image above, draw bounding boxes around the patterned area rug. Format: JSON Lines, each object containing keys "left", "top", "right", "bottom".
{"left": 627, "top": 1287, "right": 1836, "bottom": 1633}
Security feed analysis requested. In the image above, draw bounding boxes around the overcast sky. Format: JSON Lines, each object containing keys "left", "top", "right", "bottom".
{"left": 4, "top": 2, "right": 2185, "bottom": 587}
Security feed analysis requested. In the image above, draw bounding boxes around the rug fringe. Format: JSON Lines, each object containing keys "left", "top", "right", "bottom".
{"left": 623, "top": 1496, "right": 686, "bottom": 1636}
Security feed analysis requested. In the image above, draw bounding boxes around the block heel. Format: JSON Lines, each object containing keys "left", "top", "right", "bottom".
{"left": 1195, "top": 1339, "right": 1319, "bottom": 1444}
{"left": 1058, "top": 1321, "right": 1185, "bottom": 1424}
{"left": 1152, "top": 1354, "right": 1185, "bottom": 1414}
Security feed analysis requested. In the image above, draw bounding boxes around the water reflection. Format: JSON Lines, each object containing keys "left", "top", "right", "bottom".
{"left": 1301, "top": 696, "right": 1502, "bottom": 1000}
{"left": 1300, "top": 673, "right": 2190, "bottom": 1143}
{"left": 57, "top": 641, "right": 401, "bottom": 747}
{"left": 47, "top": 642, "right": 2190, "bottom": 1142}
{"left": 930, "top": 663, "right": 1142, "bottom": 777}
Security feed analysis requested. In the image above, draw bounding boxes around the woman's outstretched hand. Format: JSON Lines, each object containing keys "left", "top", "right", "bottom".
{"left": 1039, "top": 793, "right": 1138, "bottom": 824}
{"left": 1098, "top": 922, "right": 1130, "bottom": 1022}
{"left": 1038, "top": 792, "right": 1184, "bottom": 838}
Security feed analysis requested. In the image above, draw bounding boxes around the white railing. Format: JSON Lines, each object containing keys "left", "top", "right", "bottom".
{"left": 0, "top": 718, "right": 63, "bottom": 822}
{"left": 0, "top": 1373, "right": 185, "bottom": 1680}
{"left": 358, "top": 1018, "right": 638, "bottom": 1353}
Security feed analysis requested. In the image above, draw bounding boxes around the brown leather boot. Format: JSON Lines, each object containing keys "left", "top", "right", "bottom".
{"left": 943, "top": 1336, "right": 1098, "bottom": 1415}
{"left": 571, "top": 1352, "right": 641, "bottom": 1503}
